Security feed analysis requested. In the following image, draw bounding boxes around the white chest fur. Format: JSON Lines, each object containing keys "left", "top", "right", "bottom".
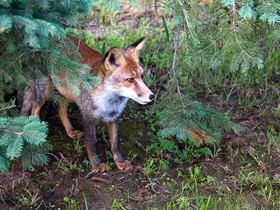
{"left": 91, "top": 90, "right": 129, "bottom": 122}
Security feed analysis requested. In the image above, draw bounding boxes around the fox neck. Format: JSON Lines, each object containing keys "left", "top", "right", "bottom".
{"left": 91, "top": 88, "right": 129, "bottom": 122}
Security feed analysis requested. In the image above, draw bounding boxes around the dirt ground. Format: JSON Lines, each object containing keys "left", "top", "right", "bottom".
{"left": 1, "top": 95, "right": 279, "bottom": 210}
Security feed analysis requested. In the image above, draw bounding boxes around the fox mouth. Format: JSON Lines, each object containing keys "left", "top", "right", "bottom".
{"left": 133, "top": 98, "right": 153, "bottom": 105}
{"left": 118, "top": 89, "right": 154, "bottom": 105}
{"left": 137, "top": 101, "right": 150, "bottom": 105}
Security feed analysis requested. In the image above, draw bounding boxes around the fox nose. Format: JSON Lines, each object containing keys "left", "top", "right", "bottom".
{"left": 149, "top": 94, "right": 155, "bottom": 100}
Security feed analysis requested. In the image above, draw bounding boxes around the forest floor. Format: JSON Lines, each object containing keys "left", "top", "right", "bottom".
{"left": 1, "top": 96, "right": 280, "bottom": 209}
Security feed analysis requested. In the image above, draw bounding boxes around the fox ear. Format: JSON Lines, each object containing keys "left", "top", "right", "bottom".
{"left": 104, "top": 48, "right": 126, "bottom": 71}
{"left": 125, "top": 37, "right": 146, "bottom": 60}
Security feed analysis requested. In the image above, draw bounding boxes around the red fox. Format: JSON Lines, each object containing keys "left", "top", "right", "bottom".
{"left": 21, "top": 37, "right": 154, "bottom": 172}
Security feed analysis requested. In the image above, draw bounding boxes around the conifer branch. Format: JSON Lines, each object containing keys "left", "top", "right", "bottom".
{"left": 0, "top": 0, "right": 94, "bottom": 172}
{"left": 0, "top": 99, "right": 16, "bottom": 111}
{"left": 2, "top": 52, "right": 27, "bottom": 72}
{"left": 24, "top": 0, "right": 32, "bottom": 18}
{"left": 10, "top": 134, "right": 21, "bottom": 159}
{"left": 231, "top": 3, "right": 238, "bottom": 31}
{"left": 177, "top": 0, "right": 198, "bottom": 44}
{"left": 188, "top": 36, "right": 223, "bottom": 58}
{"left": 231, "top": 2, "right": 263, "bottom": 69}
{"left": 0, "top": 129, "right": 46, "bottom": 141}
{"left": 171, "top": 23, "right": 185, "bottom": 108}
{"left": 0, "top": 42, "right": 8, "bottom": 53}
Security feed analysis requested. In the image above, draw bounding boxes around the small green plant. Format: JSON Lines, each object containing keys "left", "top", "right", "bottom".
{"left": 272, "top": 104, "right": 280, "bottom": 119}
{"left": 72, "top": 136, "right": 85, "bottom": 153}
{"left": 63, "top": 197, "right": 81, "bottom": 210}
{"left": 108, "top": 185, "right": 115, "bottom": 191}
{"left": 111, "top": 198, "right": 125, "bottom": 210}
{"left": 82, "top": 192, "right": 89, "bottom": 210}
{"left": 140, "top": 158, "right": 158, "bottom": 183}
{"left": 147, "top": 135, "right": 220, "bottom": 167}
{"left": 17, "top": 188, "right": 43, "bottom": 209}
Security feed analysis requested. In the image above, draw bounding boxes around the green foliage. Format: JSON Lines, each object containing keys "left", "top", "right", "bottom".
{"left": 161, "top": 0, "right": 279, "bottom": 98}
{"left": 0, "top": 0, "right": 95, "bottom": 172}
{"left": 161, "top": 15, "right": 170, "bottom": 42}
{"left": 0, "top": 0, "right": 96, "bottom": 98}
{"left": 144, "top": 0, "right": 278, "bottom": 157}
{"left": 154, "top": 94, "right": 241, "bottom": 144}
{"left": 0, "top": 116, "right": 50, "bottom": 173}
{"left": 0, "top": 99, "right": 18, "bottom": 117}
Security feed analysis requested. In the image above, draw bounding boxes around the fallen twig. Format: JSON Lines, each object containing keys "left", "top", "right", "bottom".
{"left": 46, "top": 152, "right": 61, "bottom": 162}
{"left": 92, "top": 176, "right": 112, "bottom": 185}
{"left": 133, "top": 140, "right": 146, "bottom": 152}
{"left": 59, "top": 152, "right": 74, "bottom": 169}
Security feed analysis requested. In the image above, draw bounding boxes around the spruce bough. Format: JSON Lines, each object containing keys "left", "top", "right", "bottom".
{"left": 0, "top": 0, "right": 95, "bottom": 173}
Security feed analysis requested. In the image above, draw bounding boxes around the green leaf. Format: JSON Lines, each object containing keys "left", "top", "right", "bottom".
{"left": 0, "top": 152, "right": 9, "bottom": 173}
{"left": 161, "top": 15, "right": 170, "bottom": 42}
{"left": 88, "top": 75, "right": 100, "bottom": 84}
{"left": 72, "top": 86, "right": 81, "bottom": 96}
{"left": 34, "top": 19, "right": 65, "bottom": 39}
{"left": 239, "top": 0, "right": 255, "bottom": 20}
{"left": 0, "top": 0, "right": 12, "bottom": 7}
{"left": 12, "top": 15, "right": 37, "bottom": 31}
{"left": 210, "top": 50, "right": 226, "bottom": 69}
{"left": 0, "top": 15, "right": 13, "bottom": 33}
{"left": 82, "top": 81, "right": 93, "bottom": 92}
{"left": 221, "top": 0, "right": 235, "bottom": 7}
{"left": 6, "top": 135, "right": 23, "bottom": 160}
{"left": 200, "top": 147, "right": 212, "bottom": 155}
{"left": 0, "top": 133, "right": 12, "bottom": 147}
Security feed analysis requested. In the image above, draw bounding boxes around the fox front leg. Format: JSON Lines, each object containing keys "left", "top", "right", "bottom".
{"left": 82, "top": 114, "right": 106, "bottom": 173}
{"left": 106, "top": 121, "right": 132, "bottom": 170}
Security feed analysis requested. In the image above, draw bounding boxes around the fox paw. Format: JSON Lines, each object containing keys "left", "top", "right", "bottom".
{"left": 92, "top": 163, "right": 107, "bottom": 173}
{"left": 67, "top": 130, "right": 83, "bottom": 139}
{"left": 115, "top": 160, "right": 133, "bottom": 171}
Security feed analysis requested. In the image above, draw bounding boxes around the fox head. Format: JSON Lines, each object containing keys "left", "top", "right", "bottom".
{"left": 102, "top": 37, "right": 154, "bottom": 105}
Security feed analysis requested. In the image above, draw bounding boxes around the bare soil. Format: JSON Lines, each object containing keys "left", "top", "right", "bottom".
{"left": 1, "top": 97, "right": 280, "bottom": 209}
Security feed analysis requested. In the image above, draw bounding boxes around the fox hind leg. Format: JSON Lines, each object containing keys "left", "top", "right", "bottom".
{"left": 57, "top": 102, "right": 83, "bottom": 138}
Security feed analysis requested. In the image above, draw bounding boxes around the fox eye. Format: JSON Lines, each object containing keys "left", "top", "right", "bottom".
{"left": 126, "top": 78, "right": 135, "bottom": 83}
